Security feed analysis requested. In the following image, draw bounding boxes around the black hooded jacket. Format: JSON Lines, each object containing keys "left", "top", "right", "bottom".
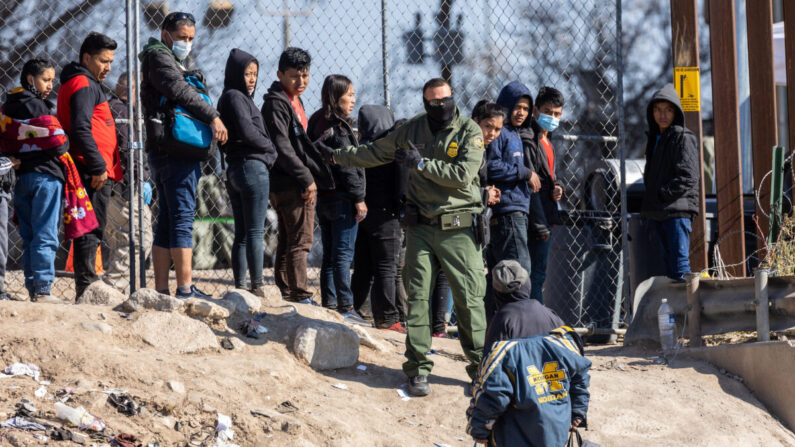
{"left": 484, "top": 280, "right": 565, "bottom": 354}
{"left": 519, "top": 122, "right": 562, "bottom": 232}
{"left": 261, "top": 81, "right": 333, "bottom": 192}
{"left": 1, "top": 88, "right": 65, "bottom": 182}
{"left": 139, "top": 37, "right": 219, "bottom": 153}
{"left": 307, "top": 109, "right": 364, "bottom": 202}
{"left": 641, "top": 83, "right": 700, "bottom": 220}
{"left": 217, "top": 49, "right": 277, "bottom": 168}
{"left": 355, "top": 105, "right": 407, "bottom": 214}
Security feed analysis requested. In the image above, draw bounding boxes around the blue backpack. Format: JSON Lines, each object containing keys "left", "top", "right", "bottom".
{"left": 155, "top": 72, "right": 214, "bottom": 161}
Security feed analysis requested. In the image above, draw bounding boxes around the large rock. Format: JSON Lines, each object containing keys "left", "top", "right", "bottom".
{"left": 220, "top": 289, "right": 262, "bottom": 316}
{"left": 120, "top": 288, "right": 184, "bottom": 313}
{"left": 132, "top": 312, "right": 219, "bottom": 353}
{"left": 76, "top": 280, "right": 126, "bottom": 307}
{"left": 81, "top": 321, "right": 113, "bottom": 335}
{"left": 184, "top": 298, "right": 230, "bottom": 322}
{"left": 292, "top": 321, "right": 359, "bottom": 370}
{"left": 350, "top": 324, "right": 388, "bottom": 352}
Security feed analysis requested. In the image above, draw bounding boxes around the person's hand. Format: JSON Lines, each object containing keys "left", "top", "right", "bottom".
{"left": 528, "top": 171, "right": 541, "bottom": 192}
{"left": 91, "top": 172, "right": 108, "bottom": 190}
{"left": 570, "top": 417, "right": 583, "bottom": 431}
{"left": 486, "top": 185, "right": 501, "bottom": 206}
{"left": 142, "top": 181, "right": 153, "bottom": 205}
{"left": 315, "top": 139, "right": 336, "bottom": 165}
{"left": 354, "top": 201, "right": 367, "bottom": 222}
{"left": 395, "top": 141, "right": 422, "bottom": 168}
{"left": 302, "top": 182, "right": 317, "bottom": 204}
{"left": 9, "top": 157, "right": 20, "bottom": 170}
{"left": 552, "top": 185, "right": 563, "bottom": 201}
{"left": 210, "top": 117, "right": 228, "bottom": 144}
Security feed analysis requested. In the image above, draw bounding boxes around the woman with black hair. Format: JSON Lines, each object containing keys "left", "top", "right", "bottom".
{"left": 0, "top": 59, "right": 67, "bottom": 302}
{"left": 217, "top": 48, "right": 277, "bottom": 297}
{"left": 307, "top": 75, "right": 366, "bottom": 319}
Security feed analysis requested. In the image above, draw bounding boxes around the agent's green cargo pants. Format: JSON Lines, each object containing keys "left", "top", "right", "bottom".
{"left": 402, "top": 223, "right": 487, "bottom": 379}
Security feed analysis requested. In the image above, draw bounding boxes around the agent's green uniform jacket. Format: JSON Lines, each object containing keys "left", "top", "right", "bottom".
{"left": 334, "top": 107, "right": 487, "bottom": 379}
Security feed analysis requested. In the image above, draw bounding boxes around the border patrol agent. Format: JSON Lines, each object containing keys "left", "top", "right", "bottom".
{"left": 319, "top": 78, "right": 487, "bottom": 396}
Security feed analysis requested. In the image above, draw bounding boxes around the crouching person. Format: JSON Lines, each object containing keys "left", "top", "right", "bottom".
{"left": 467, "top": 326, "right": 591, "bottom": 447}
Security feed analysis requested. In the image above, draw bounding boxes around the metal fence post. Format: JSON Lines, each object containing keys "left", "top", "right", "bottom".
{"left": 381, "top": 0, "right": 391, "bottom": 107}
{"left": 135, "top": 0, "right": 146, "bottom": 288}
{"left": 615, "top": 0, "right": 629, "bottom": 326}
{"left": 125, "top": 0, "right": 137, "bottom": 293}
{"left": 755, "top": 267, "right": 770, "bottom": 341}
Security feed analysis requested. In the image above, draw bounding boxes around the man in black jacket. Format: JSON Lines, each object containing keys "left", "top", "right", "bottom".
{"left": 641, "top": 84, "right": 699, "bottom": 281}
{"left": 350, "top": 105, "right": 408, "bottom": 332}
{"left": 262, "top": 47, "right": 332, "bottom": 303}
{"left": 57, "top": 32, "right": 123, "bottom": 298}
{"left": 139, "top": 11, "right": 228, "bottom": 298}
{"left": 521, "top": 87, "right": 566, "bottom": 303}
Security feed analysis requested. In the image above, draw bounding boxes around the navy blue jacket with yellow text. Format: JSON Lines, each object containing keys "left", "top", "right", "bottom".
{"left": 467, "top": 327, "right": 591, "bottom": 447}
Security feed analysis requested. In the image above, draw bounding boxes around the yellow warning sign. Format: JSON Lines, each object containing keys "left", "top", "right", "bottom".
{"left": 673, "top": 67, "right": 701, "bottom": 112}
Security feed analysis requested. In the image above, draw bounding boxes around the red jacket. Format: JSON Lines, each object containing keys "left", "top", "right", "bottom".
{"left": 56, "top": 62, "right": 122, "bottom": 181}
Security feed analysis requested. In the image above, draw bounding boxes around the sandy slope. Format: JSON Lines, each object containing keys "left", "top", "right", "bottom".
{"left": 0, "top": 294, "right": 792, "bottom": 447}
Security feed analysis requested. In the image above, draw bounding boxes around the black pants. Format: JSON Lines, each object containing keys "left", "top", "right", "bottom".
{"left": 74, "top": 176, "right": 111, "bottom": 298}
{"left": 351, "top": 211, "right": 401, "bottom": 326}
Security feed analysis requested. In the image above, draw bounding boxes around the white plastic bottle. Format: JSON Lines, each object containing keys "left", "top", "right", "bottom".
{"left": 657, "top": 298, "right": 676, "bottom": 351}
{"left": 54, "top": 402, "right": 105, "bottom": 431}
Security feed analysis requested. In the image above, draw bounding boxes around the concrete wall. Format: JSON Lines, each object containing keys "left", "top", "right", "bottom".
{"left": 682, "top": 341, "right": 795, "bottom": 431}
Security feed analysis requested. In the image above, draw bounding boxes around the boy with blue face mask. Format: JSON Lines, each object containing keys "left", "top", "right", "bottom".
{"left": 523, "top": 86, "right": 565, "bottom": 303}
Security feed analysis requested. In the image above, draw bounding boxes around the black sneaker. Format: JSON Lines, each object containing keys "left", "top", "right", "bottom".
{"left": 175, "top": 285, "right": 212, "bottom": 299}
{"left": 464, "top": 378, "right": 478, "bottom": 397}
{"left": 407, "top": 375, "right": 430, "bottom": 397}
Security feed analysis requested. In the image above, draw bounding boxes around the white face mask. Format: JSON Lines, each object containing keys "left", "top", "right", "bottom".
{"left": 169, "top": 32, "right": 192, "bottom": 60}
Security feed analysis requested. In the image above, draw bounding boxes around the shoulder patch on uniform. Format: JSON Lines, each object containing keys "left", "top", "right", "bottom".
{"left": 447, "top": 141, "right": 458, "bottom": 158}
{"left": 473, "top": 136, "right": 484, "bottom": 151}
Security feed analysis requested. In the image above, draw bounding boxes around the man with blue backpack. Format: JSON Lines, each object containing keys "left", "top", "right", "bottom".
{"left": 140, "top": 11, "right": 228, "bottom": 298}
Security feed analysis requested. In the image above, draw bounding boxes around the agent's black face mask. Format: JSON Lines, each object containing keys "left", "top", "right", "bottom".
{"left": 424, "top": 95, "right": 455, "bottom": 132}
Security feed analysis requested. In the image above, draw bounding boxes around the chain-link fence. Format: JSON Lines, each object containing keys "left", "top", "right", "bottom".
{"left": 0, "top": 0, "right": 626, "bottom": 335}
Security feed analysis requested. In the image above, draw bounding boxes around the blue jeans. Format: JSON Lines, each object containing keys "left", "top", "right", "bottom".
{"left": 149, "top": 153, "right": 201, "bottom": 249}
{"left": 317, "top": 194, "right": 358, "bottom": 311}
{"left": 485, "top": 211, "right": 530, "bottom": 318}
{"left": 227, "top": 160, "right": 269, "bottom": 289}
{"left": 645, "top": 218, "right": 692, "bottom": 281}
{"left": 15, "top": 173, "right": 63, "bottom": 296}
{"left": 528, "top": 236, "right": 552, "bottom": 303}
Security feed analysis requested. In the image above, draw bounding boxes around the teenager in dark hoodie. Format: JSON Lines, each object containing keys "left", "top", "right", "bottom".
{"left": 641, "top": 83, "right": 699, "bottom": 281}
{"left": 0, "top": 59, "right": 63, "bottom": 303}
{"left": 349, "top": 104, "right": 408, "bottom": 332}
{"left": 57, "top": 32, "right": 123, "bottom": 298}
{"left": 307, "top": 75, "right": 365, "bottom": 317}
{"left": 218, "top": 49, "right": 277, "bottom": 297}
{"left": 489, "top": 82, "right": 536, "bottom": 274}
{"left": 262, "top": 47, "right": 333, "bottom": 303}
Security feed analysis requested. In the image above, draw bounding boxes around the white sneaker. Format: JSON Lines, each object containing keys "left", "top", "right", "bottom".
{"left": 31, "top": 293, "right": 63, "bottom": 304}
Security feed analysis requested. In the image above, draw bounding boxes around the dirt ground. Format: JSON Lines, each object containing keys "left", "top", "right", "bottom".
{"left": 0, "top": 287, "right": 793, "bottom": 447}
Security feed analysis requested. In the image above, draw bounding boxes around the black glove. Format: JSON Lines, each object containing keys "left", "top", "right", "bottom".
{"left": 314, "top": 139, "right": 336, "bottom": 165}
{"left": 395, "top": 141, "right": 422, "bottom": 168}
